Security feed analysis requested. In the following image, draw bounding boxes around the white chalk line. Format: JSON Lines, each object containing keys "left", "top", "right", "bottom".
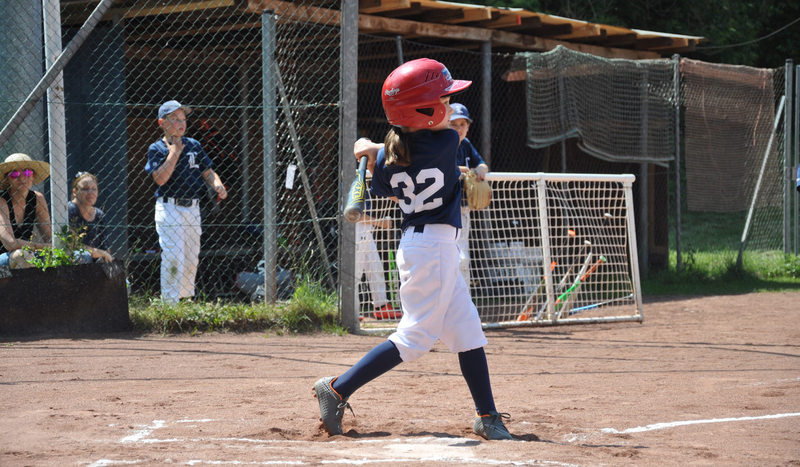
{"left": 601, "top": 412, "right": 800, "bottom": 434}
{"left": 318, "top": 458, "right": 576, "bottom": 466}
{"left": 109, "top": 420, "right": 575, "bottom": 466}
{"left": 120, "top": 419, "right": 166, "bottom": 443}
{"left": 88, "top": 460, "right": 144, "bottom": 467}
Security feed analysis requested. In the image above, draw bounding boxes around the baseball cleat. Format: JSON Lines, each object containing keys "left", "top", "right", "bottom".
{"left": 312, "top": 376, "right": 353, "bottom": 435}
{"left": 473, "top": 411, "right": 512, "bottom": 440}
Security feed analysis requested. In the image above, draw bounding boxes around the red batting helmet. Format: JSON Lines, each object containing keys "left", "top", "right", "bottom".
{"left": 381, "top": 58, "right": 472, "bottom": 129}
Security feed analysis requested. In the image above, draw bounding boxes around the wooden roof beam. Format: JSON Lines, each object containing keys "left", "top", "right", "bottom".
{"left": 359, "top": 14, "right": 658, "bottom": 59}
{"left": 423, "top": 8, "right": 466, "bottom": 22}
{"left": 246, "top": 0, "right": 340, "bottom": 26}
{"left": 600, "top": 33, "right": 638, "bottom": 47}
{"left": 62, "top": 0, "right": 238, "bottom": 25}
{"left": 119, "top": 0, "right": 236, "bottom": 19}
{"left": 525, "top": 23, "right": 573, "bottom": 37}
{"left": 651, "top": 38, "right": 697, "bottom": 53}
{"left": 377, "top": 3, "right": 425, "bottom": 18}
{"left": 551, "top": 23, "right": 602, "bottom": 40}
{"left": 439, "top": 6, "right": 493, "bottom": 24}
{"left": 476, "top": 14, "right": 542, "bottom": 30}
{"left": 359, "top": 0, "right": 411, "bottom": 14}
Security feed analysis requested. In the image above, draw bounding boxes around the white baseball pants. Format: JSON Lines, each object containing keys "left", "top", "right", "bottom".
{"left": 155, "top": 199, "right": 202, "bottom": 303}
{"left": 389, "top": 223, "right": 487, "bottom": 362}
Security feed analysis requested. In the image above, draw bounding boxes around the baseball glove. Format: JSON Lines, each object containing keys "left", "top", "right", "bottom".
{"left": 463, "top": 170, "right": 492, "bottom": 210}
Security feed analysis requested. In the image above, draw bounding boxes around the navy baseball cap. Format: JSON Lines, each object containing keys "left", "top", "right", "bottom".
{"left": 449, "top": 103, "right": 472, "bottom": 123}
{"left": 158, "top": 100, "right": 191, "bottom": 119}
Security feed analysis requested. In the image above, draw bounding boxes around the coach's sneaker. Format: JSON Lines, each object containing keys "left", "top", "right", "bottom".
{"left": 313, "top": 376, "right": 353, "bottom": 435}
{"left": 473, "top": 411, "right": 512, "bottom": 440}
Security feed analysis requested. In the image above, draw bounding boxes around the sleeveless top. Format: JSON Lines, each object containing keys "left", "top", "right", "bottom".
{"left": 0, "top": 190, "right": 38, "bottom": 255}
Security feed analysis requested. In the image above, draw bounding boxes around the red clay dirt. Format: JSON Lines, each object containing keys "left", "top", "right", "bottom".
{"left": 1, "top": 292, "right": 798, "bottom": 466}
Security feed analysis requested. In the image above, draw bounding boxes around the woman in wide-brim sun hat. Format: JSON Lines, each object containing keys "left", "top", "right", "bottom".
{"left": 0, "top": 153, "right": 53, "bottom": 269}
{"left": 0, "top": 153, "right": 50, "bottom": 189}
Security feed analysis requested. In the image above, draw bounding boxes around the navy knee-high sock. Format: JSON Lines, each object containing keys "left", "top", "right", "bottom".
{"left": 332, "top": 340, "right": 402, "bottom": 399}
{"left": 458, "top": 347, "right": 497, "bottom": 415}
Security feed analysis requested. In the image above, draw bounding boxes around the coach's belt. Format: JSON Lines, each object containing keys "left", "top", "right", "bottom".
{"left": 160, "top": 196, "right": 198, "bottom": 208}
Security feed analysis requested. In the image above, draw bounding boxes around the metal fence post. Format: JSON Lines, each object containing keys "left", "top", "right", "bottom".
{"left": 262, "top": 10, "right": 277, "bottom": 303}
{"left": 339, "top": 0, "right": 359, "bottom": 331}
{"left": 785, "top": 60, "right": 793, "bottom": 254}
{"left": 796, "top": 65, "right": 800, "bottom": 255}
{"left": 673, "top": 54, "right": 682, "bottom": 271}
{"left": 481, "top": 41, "right": 491, "bottom": 165}
{"left": 44, "top": 0, "right": 68, "bottom": 247}
{"left": 395, "top": 35, "right": 404, "bottom": 65}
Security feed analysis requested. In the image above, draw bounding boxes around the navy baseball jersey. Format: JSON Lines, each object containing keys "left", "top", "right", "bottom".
{"left": 370, "top": 129, "right": 462, "bottom": 230}
{"left": 456, "top": 137, "right": 485, "bottom": 169}
{"left": 145, "top": 137, "right": 214, "bottom": 199}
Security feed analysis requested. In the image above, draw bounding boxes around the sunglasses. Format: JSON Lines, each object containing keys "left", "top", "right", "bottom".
{"left": 6, "top": 169, "right": 35, "bottom": 179}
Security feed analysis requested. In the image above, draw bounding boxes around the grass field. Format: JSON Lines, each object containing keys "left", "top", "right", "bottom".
{"left": 642, "top": 208, "right": 800, "bottom": 296}
{"left": 127, "top": 208, "right": 800, "bottom": 334}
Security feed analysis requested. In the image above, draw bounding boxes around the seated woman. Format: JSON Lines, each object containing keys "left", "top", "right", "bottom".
{"left": 0, "top": 153, "right": 53, "bottom": 269}
{"left": 69, "top": 171, "right": 113, "bottom": 263}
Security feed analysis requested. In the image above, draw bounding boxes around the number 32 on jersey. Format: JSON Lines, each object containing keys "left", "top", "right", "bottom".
{"left": 390, "top": 168, "right": 444, "bottom": 214}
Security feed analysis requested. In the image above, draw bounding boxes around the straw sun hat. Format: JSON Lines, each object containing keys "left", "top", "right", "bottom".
{"left": 0, "top": 153, "right": 51, "bottom": 189}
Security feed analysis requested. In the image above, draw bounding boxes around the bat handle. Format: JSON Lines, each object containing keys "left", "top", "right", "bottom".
{"left": 356, "top": 154, "right": 368, "bottom": 176}
{"left": 343, "top": 156, "right": 369, "bottom": 223}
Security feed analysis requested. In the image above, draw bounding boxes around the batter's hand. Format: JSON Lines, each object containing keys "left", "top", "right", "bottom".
{"left": 354, "top": 137, "right": 382, "bottom": 174}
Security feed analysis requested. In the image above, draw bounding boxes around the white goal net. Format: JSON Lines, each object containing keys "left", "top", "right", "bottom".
{"left": 354, "top": 172, "right": 643, "bottom": 331}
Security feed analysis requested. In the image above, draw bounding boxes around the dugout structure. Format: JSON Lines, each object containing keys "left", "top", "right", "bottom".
{"left": 354, "top": 172, "right": 643, "bottom": 332}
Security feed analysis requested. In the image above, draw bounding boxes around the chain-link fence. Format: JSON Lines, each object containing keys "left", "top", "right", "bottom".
{"left": 680, "top": 59, "right": 788, "bottom": 258}
{"left": 1, "top": 1, "right": 343, "bottom": 303}
{"left": 0, "top": 1, "right": 796, "bottom": 313}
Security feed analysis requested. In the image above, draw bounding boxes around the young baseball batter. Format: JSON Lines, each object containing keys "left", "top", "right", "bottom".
{"left": 145, "top": 100, "right": 228, "bottom": 303}
{"left": 313, "top": 58, "right": 512, "bottom": 440}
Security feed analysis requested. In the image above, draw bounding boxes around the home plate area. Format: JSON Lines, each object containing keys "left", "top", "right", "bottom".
{"left": 96, "top": 418, "right": 553, "bottom": 466}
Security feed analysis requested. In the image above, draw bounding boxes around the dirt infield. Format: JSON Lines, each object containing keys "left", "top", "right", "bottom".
{"left": 2, "top": 292, "right": 799, "bottom": 466}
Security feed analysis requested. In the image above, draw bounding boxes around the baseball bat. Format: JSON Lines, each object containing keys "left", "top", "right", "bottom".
{"left": 344, "top": 156, "right": 368, "bottom": 223}
{"left": 568, "top": 293, "right": 634, "bottom": 315}
{"left": 554, "top": 255, "right": 606, "bottom": 313}
{"left": 516, "top": 261, "right": 556, "bottom": 321}
{"left": 516, "top": 238, "right": 592, "bottom": 322}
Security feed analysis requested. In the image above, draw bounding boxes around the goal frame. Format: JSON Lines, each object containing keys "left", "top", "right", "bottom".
{"left": 352, "top": 172, "right": 644, "bottom": 333}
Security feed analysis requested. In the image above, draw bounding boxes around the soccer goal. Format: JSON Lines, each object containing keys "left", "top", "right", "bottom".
{"left": 354, "top": 172, "right": 643, "bottom": 331}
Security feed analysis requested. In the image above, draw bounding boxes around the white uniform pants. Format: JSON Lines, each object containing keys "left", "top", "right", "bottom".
{"left": 389, "top": 224, "right": 487, "bottom": 362}
{"left": 155, "top": 199, "right": 202, "bottom": 303}
{"left": 458, "top": 206, "right": 471, "bottom": 286}
{"left": 355, "top": 221, "right": 388, "bottom": 308}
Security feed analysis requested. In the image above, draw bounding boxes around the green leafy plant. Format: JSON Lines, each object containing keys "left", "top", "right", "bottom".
{"left": 22, "top": 225, "right": 87, "bottom": 271}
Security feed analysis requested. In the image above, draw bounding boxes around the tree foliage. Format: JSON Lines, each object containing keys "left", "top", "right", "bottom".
{"left": 458, "top": 0, "right": 799, "bottom": 67}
